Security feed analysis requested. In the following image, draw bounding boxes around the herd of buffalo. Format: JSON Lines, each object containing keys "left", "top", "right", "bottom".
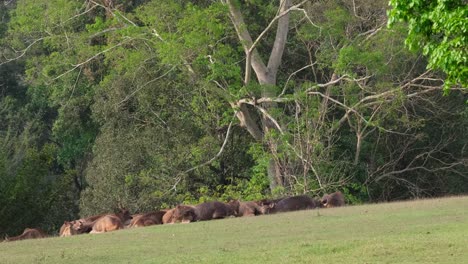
{"left": 2, "top": 191, "right": 344, "bottom": 242}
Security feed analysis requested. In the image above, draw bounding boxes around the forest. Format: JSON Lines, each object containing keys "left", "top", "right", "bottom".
{"left": 0, "top": 0, "right": 466, "bottom": 237}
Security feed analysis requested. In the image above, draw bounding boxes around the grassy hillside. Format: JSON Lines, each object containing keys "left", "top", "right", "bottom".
{"left": 1, "top": 196, "right": 468, "bottom": 263}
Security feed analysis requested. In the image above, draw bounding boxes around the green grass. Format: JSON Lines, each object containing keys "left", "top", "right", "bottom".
{"left": 2, "top": 196, "right": 468, "bottom": 263}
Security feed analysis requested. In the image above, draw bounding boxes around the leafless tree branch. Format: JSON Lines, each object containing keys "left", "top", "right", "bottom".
{"left": 1, "top": 37, "right": 48, "bottom": 66}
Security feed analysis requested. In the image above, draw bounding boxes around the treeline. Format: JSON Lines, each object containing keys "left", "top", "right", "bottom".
{"left": 0, "top": 0, "right": 466, "bottom": 237}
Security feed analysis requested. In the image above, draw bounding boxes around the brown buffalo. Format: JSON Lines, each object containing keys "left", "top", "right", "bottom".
{"left": 128, "top": 211, "right": 166, "bottom": 228}
{"left": 172, "top": 205, "right": 197, "bottom": 223}
{"left": 162, "top": 208, "right": 176, "bottom": 224}
{"left": 59, "top": 221, "right": 78, "bottom": 237}
{"left": 5, "top": 228, "right": 47, "bottom": 242}
{"left": 89, "top": 216, "right": 123, "bottom": 233}
{"left": 173, "top": 200, "right": 239, "bottom": 223}
{"left": 260, "top": 195, "right": 320, "bottom": 214}
{"left": 90, "top": 209, "right": 133, "bottom": 234}
{"left": 258, "top": 197, "right": 286, "bottom": 214}
{"left": 226, "top": 200, "right": 240, "bottom": 216}
{"left": 124, "top": 213, "right": 139, "bottom": 226}
{"left": 321, "top": 191, "right": 345, "bottom": 208}
{"left": 238, "top": 201, "right": 263, "bottom": 217}
{"left": 73, "top": 213, "right": 107, "bottom": 234}
{"left": 127, "top": 214, "right": 144, "bottom": 227}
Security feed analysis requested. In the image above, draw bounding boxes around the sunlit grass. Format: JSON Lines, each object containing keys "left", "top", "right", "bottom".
{"left": 1, "top": 196, "right": 467, "bottom": 263}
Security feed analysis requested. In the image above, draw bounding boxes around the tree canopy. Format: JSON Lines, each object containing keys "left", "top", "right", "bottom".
{"left": 388, "top": 0, "right": 468, "bottom": 89}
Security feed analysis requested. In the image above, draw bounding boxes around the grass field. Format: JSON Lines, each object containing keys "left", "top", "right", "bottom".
{"left": 1, "top": 196, "right": 468, "bottom": 263}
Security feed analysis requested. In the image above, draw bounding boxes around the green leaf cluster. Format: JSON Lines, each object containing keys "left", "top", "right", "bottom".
{"left": 388, "top": 0, "right": 468, "bottom": 89}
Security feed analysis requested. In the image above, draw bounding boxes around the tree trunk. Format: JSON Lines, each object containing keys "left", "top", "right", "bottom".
{"left": 226, "top": 0, "right": 291, "bottom": 191}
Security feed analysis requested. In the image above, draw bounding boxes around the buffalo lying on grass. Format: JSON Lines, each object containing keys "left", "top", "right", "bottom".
{"left": 173, "top": 200, "right": 240, "bottom": 223}
{"left": 4, "top": 228, "right": 47, "bottom": 242}
{"left": 321, "top": 191, "right": 345, "bottom": 208}
{"left": 260, "top": 195, "right": 320, "bottom": 214}
{"left": 72, "top": 213, "right": 107, "bottom": 234}
{"left": 129, "top": 210, "right": 167, "bottom": 228}
{"left": 238, "top": 201, "right": 264, "bottom": 217}
{"left": 172, "top": 205, "right": 197, "bottom": 223}
{"left": 19, "top": 192, "right": 345, "bottom": 238}
{"left": 59, "top": 221, "right": 78, "bottom": 237}
{"left": 90, "top": 209, "right": 133, "bottom": 234}
{"left": 162, "top": 208, "right": 176, "bottom": 224}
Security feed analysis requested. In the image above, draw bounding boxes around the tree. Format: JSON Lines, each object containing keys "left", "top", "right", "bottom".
{"left": 221, "top": 0, "right": 467, "bottom": 197}
{"left": 223, "top": 0, "right": 296, "bottom": 190}
{"left": 388, "top": 0, "right": 468, "bottom": 89}
{"left": 3, "top": 0, "right": 259, "bottom": 215}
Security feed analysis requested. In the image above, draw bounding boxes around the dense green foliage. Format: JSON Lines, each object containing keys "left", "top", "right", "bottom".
{"left": 1, "top": 196, "right": 468, "bottom": 263}
{"left": 388, "top": 0, "right": 468, "bottom": 89}
{"left": 0, "top": 0, "right": 466, "bottom": 236}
